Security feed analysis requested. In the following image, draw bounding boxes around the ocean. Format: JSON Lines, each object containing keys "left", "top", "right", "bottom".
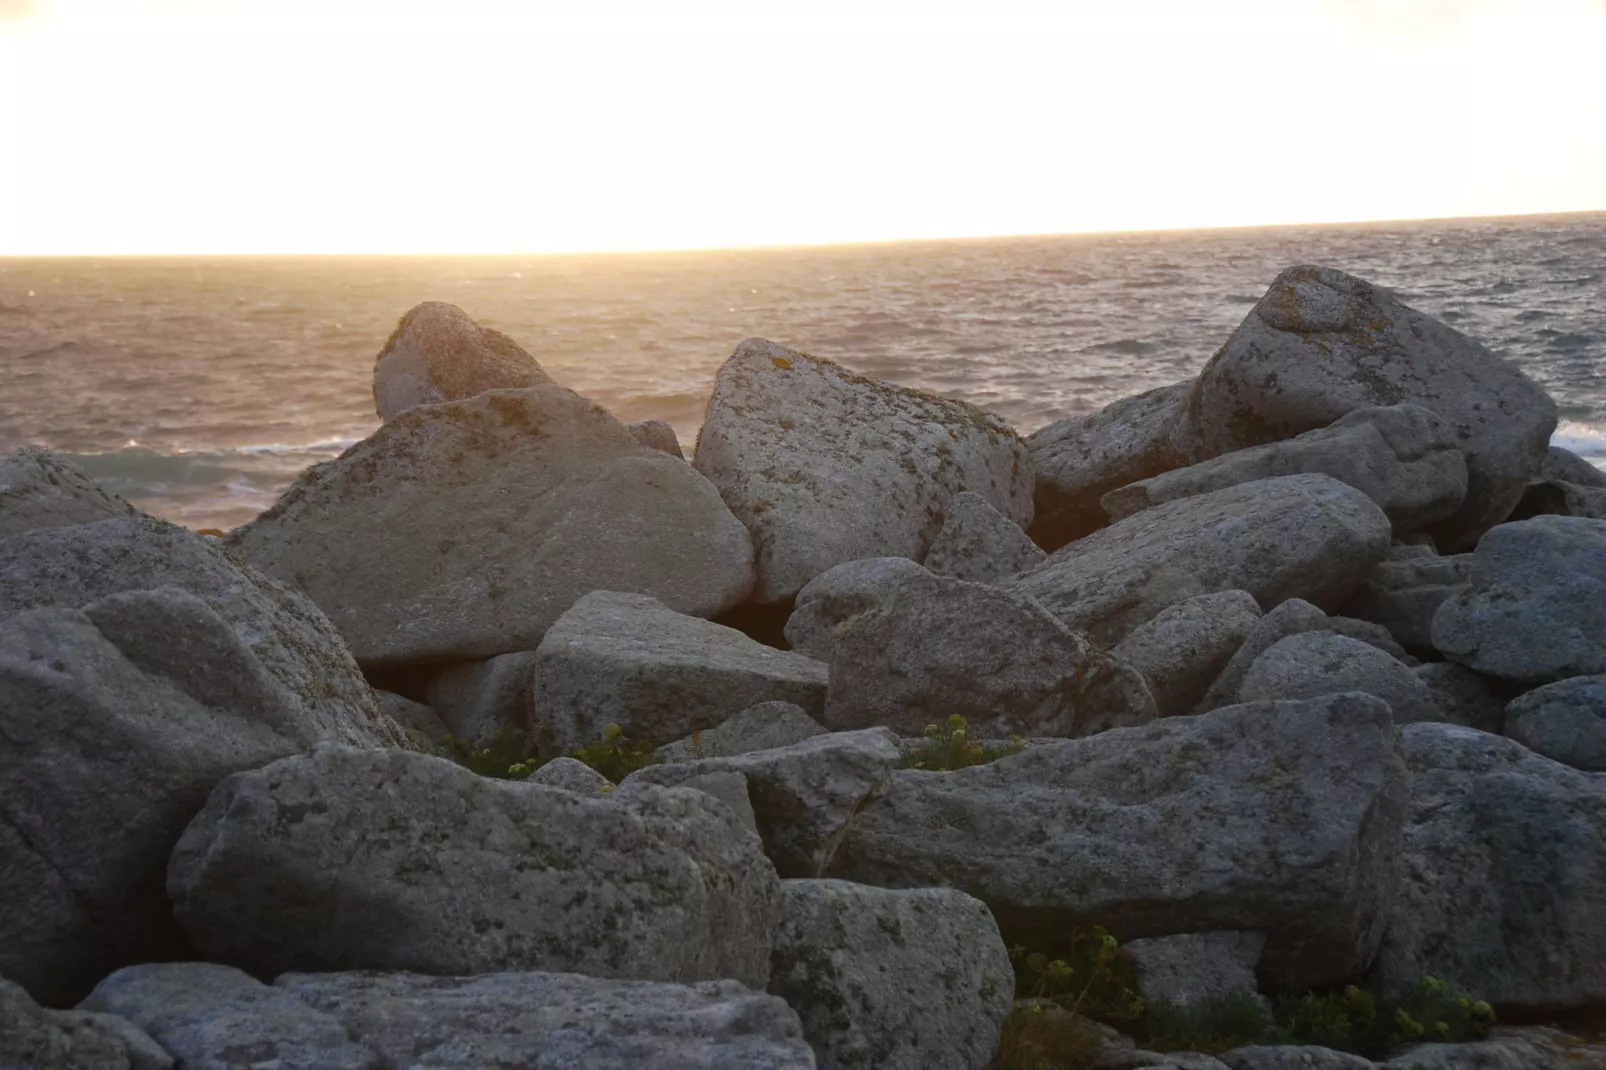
{"left": 2, "top": 212, "right": 1603, "bottom": 533}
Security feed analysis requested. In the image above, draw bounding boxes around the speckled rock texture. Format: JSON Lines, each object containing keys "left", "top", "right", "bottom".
{"left": 425, "top": 650, "right": 537, "bottom": 749}
{"left": 922, "top": 490, "right": 1046, "bottom": 584}
{"left": 0, "top": 975, "right": 171, "bottom": 1070}
{"left": 1184, "top": 266, "right": 1556, "bottom": 551}
{"left": 371, "top": 301, "right": 551, "bottom": 421}
{"left": 654, "top": 701, "right": 828, "bottom": 764}
{"left": 1124, "top": 931, "right": 1266, "bottom": 1012}
{"left": 531, "top": 591, "right": 829, "bottom": 756}
{"left": 827, "top": 693, "right": 1408, "bottom": 991}
{"left": 1503, "top": 675, "right": 1606, "bottom": 771}
{"left": 526, "top": 755, "right": 613, "bottom": 794}
{"left": 168, "top": 744, "right": 781, "bottom": 988}
{"left": 1431, "top": 516, "right": 1606, "bottom": 682}
{"left": 1237, "top": 633, "right": 1441, "bottom": 724}
{"left": 1339, "top": 544, "right": 1471, "bottom": 655}
{"left": 1196, "top": 598, "right": 1332, "bottom": 713}
{"left": 1111, "top": 590, "right": 1263, "bottom": 716}
{"left": 374, "top": 689, "right": 449, "bottom": 748}
{"left": 823, "top": 566, "right": 1156, "bottom": 739}
{"left": 627, "top": 418, "right": 686, "bottom": 458}
{"left": 1009, "top": 474, "right": 1391, "bottom": 648}
{"left": 1381, "top": 1027, "right": 1606, "bottom": 1070}
{"left": 783, "top": 556, "right": 926, "bottom": 661}
{"left": 1412, "top": 662, "right": 1508, "bottom": 734}
{"left": 1540, "top": 446, "right": 1606, "bottom": 489}
{"left": 1221, "top": 1047, "right": 1375, "bottom": 1070}
{"left": 692, "top": 338, "right": 1033, "bottom": 604}
{"left": 1509, "top": 479, "right": 1606, "bottom": 521}
{"left": 1373, "top": 724, "right": 1606, "bottom": 1012}
{"left": 0, "top": 446, "right": 143, "bottom": 539}
{"left": 229, "top": 385, "right": 756, "bottom": 666}
{"left": 769, "top": 879, "right": 1013, "bottom": 1070}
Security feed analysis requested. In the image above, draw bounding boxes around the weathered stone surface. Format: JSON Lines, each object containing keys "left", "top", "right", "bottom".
{"left": 0, "top": 446, "right": 142, "bottom": 539}
{"left": 1340, "top": 548, "right": 1471, "bottom": 655}
{"left": 1222, "top": 1048, "right": 1375, "bottom": 1070}
{"left": 531, "top": 591, "right": 829, "bottom": 756}
{"left": 1184, "top": 265, "right": 1557, "bottom": 550}
{"left": 372, "top": 301, "right": 550, "bottom": 421}
{"left": 769, "top": 879, "right": 1013, "bottom": 1070}
{"left": 1382, "top": 1027, "right": 1606, "bottom": 1070}
{"left": 828, "top": 693, "right": 1408, "bottom": 991}
{"left": 278, "top": 970, "right": 816, "bottom": 1070}
{"left": 783, "top": 556, "right": 926, "bottom": 661}
{"left": 1503, "top": 675, "right": 1606, "bottom": 771}
{"left": 655, "top": 701, "right": 828, "bottom": 764}
{"left": 1374, "top": 724, "right": 1606, "bottom": 1011}
{"left": 374, "top": 689, "right": 449, "bottom": 748}
{"left": 1541, "top": 446, "right": 1606, "bottom": 490}
{"left": 627, "top": 418, "right": 686, "bottom": 458}
{"left": 1509, "top": 479, "right": 1606, "bottom": 521}
{"left": 626, "top": 728, "right": 902, "bottom": 878}
{"left": 168, "top": 745, "right": 780, "bottom": 988}
{"left": 669, "top": 770, "right": 760, "bottom": 835}
{"left": 0, "top": 975, "right": 171, "bottom": 1070}
{"left": 1237, "top": 633, "right": 1440, "bottom": 724}
{"left": 922, "top": 490, "right": 1047, "bottom": 584}
{"left": 1196, "top": 599, "right": 1330, "bottom": 713}
{"left": 692, "top": 338, "right": 1033, "bottom": 604}
{"left": 1112, "top": 591, "right": 1262, "bottom": 717}
{"left": 1431, "top": 516, "right": 1606, "bottom": 682}
{"left": 1326, "top": 617, "right": 1414, "bottom": 664}
{"left": 425, "top": 650, "right": 536, "bottom": 749}
{"left": 1124, "top": 932, "right": 1266, "bottom": 1013}
{"left": 526, "top": 755, "right": 612, "bottom": 794}
{"left": 1412, "top": 663, "right": 1508, "bottom": 733}
{"left": 229, "top": 386, "right": 755, "bottom": 665}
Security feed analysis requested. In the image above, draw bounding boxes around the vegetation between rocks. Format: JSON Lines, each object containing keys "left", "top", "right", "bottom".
{"left": 900, "top": 714, "right": 1025, "bottom": 771}
{"left": 437, "top": 722, "right": 660, "bottom": 783}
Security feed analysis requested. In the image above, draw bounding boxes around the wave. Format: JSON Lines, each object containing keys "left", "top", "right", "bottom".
{"left": 1552, "top": 420, "right": 1606, "bottom": 464}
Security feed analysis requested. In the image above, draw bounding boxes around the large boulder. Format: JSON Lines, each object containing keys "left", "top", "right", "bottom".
{"left": 1008, "top": 475, "right": 1391, "bottom": 647}
{"left": 1502, "top": 675, "right": 1606, "bottom": 771}
{"left": 783, "top": 556, "right": 927, "bottom": 661}
{"left": 228, "top": 386, "right": 755, "bottom": 666}
{"left": 1431, "top": 516, "right": 1606, "bottom": 682}
{"left": 1111, "top": 591, "right": 1263, "bottom": 717}
{"left": 0, "top": 974, "right": 171, "bottom": 1070}
{"left": 1196, "top": 598, "right": 1331, "bottom": 713}
{"left": 1183, "top": 265, "right": 1557, "bottom": 551}
{"left": 827, "top": 692, "right": 1409, "bottom": 991}
{"left": 168, "top": 745, "right": 780, "bottom": 988}
{"left": 692, "top": 338, "right": 1033, "bottom": 604}
{"left": 1339, "top": 545, "right": 1471, "bottom": 655}
{"left": 921, "top": 490, "right": 1046, "bottom": 584}
{"left": 531, "top": 591, "right": 829, "bottom": 756}
{"left": 1540, "top": 446, "right": 1606, "bottom": 489}
{"left": 0, "top": 447, "right": 142, "bottom": 538}
{"left": 1236, "top": 632, "right": 1441, "bottom": 724}
{"left": 371, "top": 301, "right": 550, "bottom": 421}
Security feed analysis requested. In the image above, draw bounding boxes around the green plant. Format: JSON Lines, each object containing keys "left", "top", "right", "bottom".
{"left": 1143, "top": 991, "right": 1277, "bottom": 1054}
{"left": 988, "top": 999, "right": 1108, "bottom": 1070}
{"left": 1011, "top": 927, "right": 1145, "bottom": 1030}
{"left": 902, "top": 714, "right": 1025, "bottom": 772}
{"left": 436, "top": 729, "right": 538, "bottom": 779}
{"left": 566, "top": 722, "right": 660, "bottom": 782}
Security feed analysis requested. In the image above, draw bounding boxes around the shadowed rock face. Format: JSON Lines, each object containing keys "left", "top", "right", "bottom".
{"left": 0, "top": 446, "right": 143, "bottom": 539}
{"left": 372, "top": 301, "right": 551, "bottom": 421}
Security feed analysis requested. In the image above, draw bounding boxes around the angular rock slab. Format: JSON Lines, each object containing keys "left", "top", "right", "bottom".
{"left": 1111, "top": 590, "right": 1262, "bottom": 717}
{"left": 1196, "top": 598, "right": 1331, "bottom": 713}
{"left": 1009, "top": 474, "right": 1391, "bottom": 647}
{"left": 769, "top": 879, "right": 1013, "bottom": 1070}
{"left": 654, "top": 701, "right": 828, "bottom": 764}
{"left": 168, "top": 745, "right": 780, "bottom": 988}
{"left": 0, "top": 974, "right": 171, "bottom": 1070}
{"left": 372, "top": 300, "right": 551, "bottom": 421}
{"left": 1237, "top": 632, "right": 1440, "bottom": 724}
{"left": 922, "top": 490, "right": 1046, "bottom": 584}
{"left": 783, "top": 556, "right": 927, "bottom": 661}
{"left": 424, "top": 650, "right": 537, "bottom": 749}
{"left": 692, "top": 338, "right": 1033, "bottom": 604}
{"left": 229, "top": 385, "right": 756, "bottom": 665}
{"left": 1339, "top": 546, "right": 1471, "bottom": 655}
{"left": 627, "top": 418, "right": 686, "bottom": 458}
{"left": 1503, "top": 675, "right": 1606, "bottom": 771}
{"left": 0, "top": 446, "right": 142, "bottom": 539}
{"left": 827, "top": 693, "right": 1409, "bottom": 991}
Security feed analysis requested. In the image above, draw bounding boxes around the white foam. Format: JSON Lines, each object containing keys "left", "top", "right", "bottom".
{"left": 1552, "top": 420, "right": 1606, "bottom": 466}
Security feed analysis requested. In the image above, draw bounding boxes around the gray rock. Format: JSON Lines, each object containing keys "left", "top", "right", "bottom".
{"left": 424, "top": 650, "right": 537, "bottom": 749}
{"left": 655, "top": 701, "right": 828, "bottom": 764}
{"left": 1373, "top": 724, "right": 1606, "bottom": 1011}
{"left": 828, "top": 693, "right": 1408, "bottom": 991}
{"left": 824, "top": 567, "right": 1156, "bottom": 739}
{"left": 783, "top": 556, "right": 927, "bottom": 661}
{"left": 1540, "top": 446, "right": 1606, "bottom": 490}
{"left": 1222, "top": 1048, "right": 1375, "bottom": 1070}
{"left": 0, "top": 975, "right": 171, "bottom": 1070}
{"left": 0, "top": 447, "right": 142, "bottom": 539}
{"left": 1412, "top": 663, "right": 1508, "bottom": 733}
{"left": 371, "top": 301, "right": 551, "bottom": 421}
{"left": 1184, "top": 265, "right": 1557, "bottom": 551}
{"left": 1104, "top": 405, "right": 1467, "bottom": 535}
{"left": 922, "top": 490, "right": 1047, "bottom": 584}
{"left": 229, "top": 385, "right": 755, "bottom": 666}
{"left": 1327, "top": 617, "right": 1416, "bottom": 664}
{"left": 1503, "top": 675, "right": 1606, "bottom": 771}
{"left": 627, "top": 418, "right": 686, "bottom": 458}
{"left": 1196, "top": 599, "right": 1331, "bottom": 713}
{"left": 526, "top": 755, "right": 612, "bottom": 794}
{"left": 672, "top": 770, "right": 760, "bottom": 835}
{"left": 1009, "top": 475, "right": 1391, "bottom": 648}
{"left": 1381, "top": 1026, "right": 1606, "bottom": 1070}
{"left": 531, "top": 591, "right": 829, "bottom": 756}
{"left": 1509, "top": 479, "right": 1606, "bottom": 521}
{"left": 692, "top": 338, "right": 1033, "bottom": 604}
{"left": 168, "top": 744, "right": 780, "bottom": 988}
{"left": 1431, "top": 516, "right": 1606, "bottom": 682}
{"left": 1124, "top": 931, "right": 1266, "bottom": 1013}
{"left": 278, "top": 969, "right": 815, "bottom": 1070}
{"left": 769, "top": 879, "right": 1013, "bottom": 1070}
{"left": 625, "top": 728, "right": 902, "bottom": 878}
{"left": 1340, "top": 550, "right": 1472, "bottom": 654}
{"left": 374, "top": 689, "right": 450, "bottom": 748}
{"left": 1112, "top": 591, "right": 1263, "bottom": 716}
{"left": 1237, "top": 633, "right": 1441, "bottom": 723}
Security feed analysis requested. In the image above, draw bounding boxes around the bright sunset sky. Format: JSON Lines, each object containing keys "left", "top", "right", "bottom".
{"left": 1, "top": 0, "right": 1603, "bottom": 255}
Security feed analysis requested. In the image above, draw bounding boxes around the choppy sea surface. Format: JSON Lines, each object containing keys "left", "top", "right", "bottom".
{"left": 2, "top": 212, "right": 1603, "bottom": 532}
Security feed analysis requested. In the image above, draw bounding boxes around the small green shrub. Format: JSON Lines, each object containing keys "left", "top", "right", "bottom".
{"left": 436, "top": 729, "right": 538, "bottom": 779}
{"left": 566, "top": 722, "right": 660, "bottom": 782}
{"left": 988, "top": 1000, "right": 1107, "bottom": 1070}
{"left": 1010, "top": 927, "right": 1145, "bottom": 1031}
{"left": 902, "top": 714, "right": 1025, "bottom": 771}
{"left": 1144, "top": 991, "right": 1277, "bottom": 1054}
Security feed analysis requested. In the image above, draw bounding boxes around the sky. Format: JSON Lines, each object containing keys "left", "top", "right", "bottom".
{"left": 1, "top": 0, "right": 1603, "bottom": 255}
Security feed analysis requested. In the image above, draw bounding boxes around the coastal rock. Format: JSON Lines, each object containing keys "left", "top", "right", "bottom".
{"left": 526, "top": 755, "right": 612, "bottom": 794}
{"left": 371, "top": 301, "right": 550, "bottom": 420}
{"left": 1237, "top": 633, "right": 1440, "bottom": 724}
{"left": 1540, "top": 445, "right": 1606, "bottom": 489}
{"left": 1223, "top": 1048, "right": 1374, "bottom": 1070}
{"left": 1111, "top": 591, "right": 1263, "bottom": 717}
{"left": 769, "top": 879, "right": 1013, "bottom": 1070}
{"left": 1183, "top": 265, "right": 1557, "bottom": 550}
{"left": 1381, "top": 1027, "right": 1606, "bottom": 1070}
{"left": 229, "top": 386, "right": 756, "bottom": 666}
{"left": 783, "top": 556, "right": 927, "bottom": 661}
{"left": 1009, "top": 475, "right": 1391, "bottom": 648}
{"left": 0, "top": 974, "right": 172, "bottom": 1070}
{"left": 626, "top": 418, "right": 686, "bottom": 458}
{"left": 1412, "top": 662, "right": 1508, "bottom": 733}
{"left": 1196, "top": 599, "right": 1331, "bottom": 713}
{"left": 1339, "top": 547, "right": 1472, "bottom": 655}
{"left": 1508, "top": 479, "right": 1606, "bottom": 521}
{"left": 654, "top": 701, "right": 828, "bottom": 764}
{"left": 922, "top": 490, "right": 1047, "bottom": 583}
{"left": 1124, "top": 931, "right": 1266, "bottom": 1013}
{"left": 168, "top": 744, "right": 780, "bottom": 987}
{"left": 1326, "top": 616, "right": 1414, "bottom": 664}
{"left": 531, "top": 591, "right": 829, "bottom": 756}
{"left": 0, "top": 446, "right": 142, "bottom": 538}
{"left": 1431, "top": 516, "right": 1606, "bottom": 682}
{"left": 374, "top": 690, "right": 449, "bottom": 747}
{"left": 692, "top": 338, "right": 1033, "bottom": 604}
{"left": 424, "top": 650, "right": 537, "bottom": 749}
{"left": 1502, "top": 675, "right": 1606, "bottom": 771}
{"left": 827, "top": 693, "right": 1409, "bottom": 991}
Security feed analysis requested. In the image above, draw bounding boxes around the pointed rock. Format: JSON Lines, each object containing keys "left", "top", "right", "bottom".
{"left": 372, "top": 301, "right": 550, "bottom": 420}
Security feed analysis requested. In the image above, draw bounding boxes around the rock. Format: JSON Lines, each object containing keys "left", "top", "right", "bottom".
{"left": 654, "top": 701, "right": 828, "bottom": 764}
{"left": 1373, "top": 723, "right": 1606, "bottom": 1011}
{"left": 1124, "top": 931, "right": 1266, "bottom": 1013}
{"left": 371, "top": 301, "right": 550, "bottom": 421}
{"left": 828, "top": 692, "right": 1408, "bottom": 991}
{"left": 824, "top": 567, "right": 1155, "bottom": 739}
{"left": 1326, "top": 617, "right": 1415, "bottom": 664}
{"left": 769, "top": 879, "right": 1013, "bottom": 1070}
{"left": 627, "top": 418, "right": 686, "bottom": 458}
{"left": 1381, "top": 1026, "right": 1606, "bottom": 1070}
{"left": 692, "top": 338, "right": 1033, "bottom": 604}
{"left": 1412, "top": 663, "right": 1508, "bottom": 733}
{"left": 1184, "top": 265, "right": 1557, "bottom": 551}
{"left": 1026, "top": 380, "right": 1199, "bottom": 550}
{"left": 1508, "top": 479, "right": 1606, "bottom": 521}
{"left": 373, "top": 689, "right": 450, "bottom": 748}
{"left": 783, "top": 556, "right": 928, "bottom": 661}
{"left": 526, "top": 755, "right": 612, "bottom": 794}
{"left": 0, "top": 974, "right": 171, "bottom": 1070}
{"left": 1222, "top": 1048, "right": 1375, "bottom": 1070}
{"left": 1009, "top": 475, "right": 1391, "bottom": 648}
{"left": 1111, "top": 591, "right": 1263, "bottom": 717}
{"left": 229, "top": 386, "right": 755, "bottom": 666}
{"left": 1431, "top": 516, "right": 1606, "bottom": 682}
{"left": 625, "top": 728, "right": 902, "bottom": 878}
{"left": 1339, "top": 549, "right": 1472, "bottom": 655}
{"left": 922, "top": 490, "right": 1047, "bottom": 584}
{"left": 278, "top": 970, "right": 816, "bottom": 1070}
{"left": 424, "top": 650, "right": 537, "bottom": 749}
{"left": 1540, "top": 446, "right": 1606, "bottom": 490}
{"left": 670, "top": 770, "right": 760, "bottom": 835}
{"left": 531, "top": 591, "right": 829, "bottom": 756}
{"left": 1196, "top": 599, "right": 1331, "bottom": 713}
{"left": 1103, "top": 405, "right": 1467, "bottom": 535}
{"left": 168, "top": 744, "right": 780, "bottom": 987}
{"left": 1237, "top": 633, "right": 1440, "bottom": 724}
{"left": 1503, "top": 675, "right": 1606, "bottom": 771}
{"left": 80, "top": 963, "right": 376, "bottom": 1070}
{"left": 0, "top": 447, "right": 142, "bottom": 538}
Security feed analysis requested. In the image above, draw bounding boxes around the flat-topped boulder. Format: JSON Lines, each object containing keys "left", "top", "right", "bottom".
{"left": 0, "top": 446, "right": 142, "bottom": 538}
{"left": 371, "top": 301, "right": 551, "bottom": 421}
{"left": 692, "top": 338, "right": 1033, "bottom": 604}
{"left": 228, "top": 385, "right": 756, "bottom": 666}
